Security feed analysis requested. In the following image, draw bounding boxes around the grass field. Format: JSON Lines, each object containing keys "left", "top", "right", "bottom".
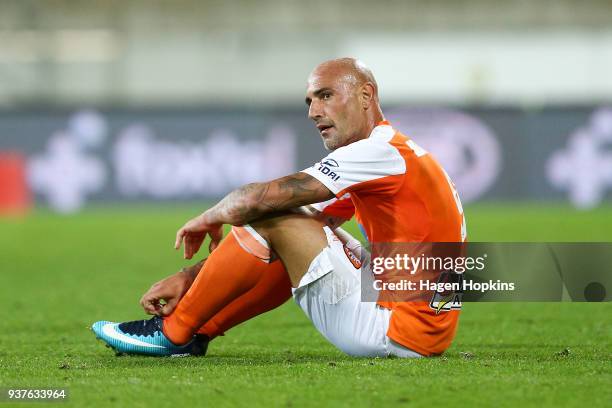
{"left": 1, "top": 203, "right": 611, "bottom": 407}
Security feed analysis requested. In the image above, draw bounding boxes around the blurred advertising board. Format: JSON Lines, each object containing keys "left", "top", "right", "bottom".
{"left": 0, "top": 106, "right": 610, "bottom": 213}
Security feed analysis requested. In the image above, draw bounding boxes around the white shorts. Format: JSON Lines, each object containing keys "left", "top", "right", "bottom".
{"left": 292, "top": 227, "right": 422, "bottom": 358}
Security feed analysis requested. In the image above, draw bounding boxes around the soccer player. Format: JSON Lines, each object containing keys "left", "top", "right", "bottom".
{"left": 92, "top": 58, "right": 466, "bottom": 358}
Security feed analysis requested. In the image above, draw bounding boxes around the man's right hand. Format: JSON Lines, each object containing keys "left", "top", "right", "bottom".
{"left": 140, "top": 260, "right": 204, "bottom": 316}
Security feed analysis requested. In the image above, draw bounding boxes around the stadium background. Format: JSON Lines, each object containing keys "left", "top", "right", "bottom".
{"left": 1, "top": 1, "right": 610, "bottom": 407}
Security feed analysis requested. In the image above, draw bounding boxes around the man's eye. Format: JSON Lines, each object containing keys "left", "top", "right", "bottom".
{"left": 322, "top": 93, "right": 331, "bottom": 100}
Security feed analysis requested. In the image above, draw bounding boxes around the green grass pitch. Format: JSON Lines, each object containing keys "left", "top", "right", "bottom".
{"left": 1, "top": 203, "right": 611, "bottom": 407}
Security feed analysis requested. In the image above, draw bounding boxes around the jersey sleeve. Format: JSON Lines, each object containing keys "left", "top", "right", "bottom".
{"left": 310, "top": 194, "right": 355, "bottom": 219}
{"left": 299, "top": 194, "right": 354, "bottom": 230}
{"left": 301, "top": 138, "right": 406, "bottom": 197}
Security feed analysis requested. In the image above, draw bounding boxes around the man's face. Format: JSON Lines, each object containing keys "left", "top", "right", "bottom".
{"left": 305, "top": 68, "right": 366, "bottom": 151}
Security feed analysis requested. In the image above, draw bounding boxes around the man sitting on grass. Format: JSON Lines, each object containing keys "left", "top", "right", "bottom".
{"left": 92, "top": 58, "right": 466, "bottom": 358}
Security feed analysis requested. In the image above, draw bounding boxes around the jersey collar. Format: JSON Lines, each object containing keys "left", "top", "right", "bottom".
{"left": 369, "top": 120, "right": 395, "bottom": 140}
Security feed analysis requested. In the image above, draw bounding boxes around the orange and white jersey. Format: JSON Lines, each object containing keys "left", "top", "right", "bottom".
{"left": 302, "top": 120, "right": 466, "bottom": 356}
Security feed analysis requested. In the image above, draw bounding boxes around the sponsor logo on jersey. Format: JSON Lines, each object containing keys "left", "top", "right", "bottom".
{"left": 429, "top": 271, "right": 463, "bottom": 314}
{"left": 317, "top": 160, "right": 341, "bottom": 182}
{"left": 322, "top": 159, "right": 339, "bottom": 167}
{"left": 343, "top": 245, "right": 362, "bottom": 269}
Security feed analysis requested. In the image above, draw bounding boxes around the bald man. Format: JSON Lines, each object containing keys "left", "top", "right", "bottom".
{"left": 92, "top": 58, "right": 466, "bottom": 358}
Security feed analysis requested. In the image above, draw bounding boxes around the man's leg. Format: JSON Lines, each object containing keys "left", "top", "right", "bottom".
{"left": 94, "top": 213, "right": 418, "bottom": 357}
{"left": 249, "top": 215, "right": 329, "bottom": 287}
{"left": 163, "top": 223, "right": 319, "bottom": 345}
{"left": 164, "top": 213, "right": 392, "bottom": 354}
{"left": 195, "top": 258, "right": 291, "bottom": 339}
{"left": 163, "top": 215, "right": 327, "bottom": 345}
{"left": 164, "top": 213, "right": 410, "bottom": 357}
{"left": 251, "top": 215, "right": 422, "bottom": 358}
{"left": 92, "top": 229, "right": 293, "bottom": 356}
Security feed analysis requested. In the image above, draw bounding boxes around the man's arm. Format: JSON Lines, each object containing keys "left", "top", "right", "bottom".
{"left": 179, "top": 258, "right": 206, "bottom": 283}
{"left": 175, "top": 172, "right": 334, "bottom": 259}
{"left": 203, "top": 172, "right": 334, "bottom": 226}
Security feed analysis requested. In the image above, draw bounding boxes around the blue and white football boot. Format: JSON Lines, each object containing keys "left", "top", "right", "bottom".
{"left": 92, "top": 316, "right": 209, "bottom": 357}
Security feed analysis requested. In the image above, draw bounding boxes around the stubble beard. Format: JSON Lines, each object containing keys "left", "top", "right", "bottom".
{"left": 322, "top": 131, "right": 344, "bottom": 151}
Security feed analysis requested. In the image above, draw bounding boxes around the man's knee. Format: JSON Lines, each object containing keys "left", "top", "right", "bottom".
{"left": 248, "top": 214, "right": 329, "bottom": 287}
{"left": 249, "top": 214, "right": 326, "bottom": 245}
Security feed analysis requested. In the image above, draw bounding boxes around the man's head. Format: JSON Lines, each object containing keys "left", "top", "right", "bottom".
{"left": 305, "top": 58, "right": 384, "bottom": 151}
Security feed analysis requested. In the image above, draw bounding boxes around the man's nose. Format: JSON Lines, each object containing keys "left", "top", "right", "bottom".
{"left": 308, "top": 101, "right": 322, "bottom": 121}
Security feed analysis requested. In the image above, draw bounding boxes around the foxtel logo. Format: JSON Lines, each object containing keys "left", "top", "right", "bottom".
{"left": 316, "top": 160, "right": 340, "bottom": 182}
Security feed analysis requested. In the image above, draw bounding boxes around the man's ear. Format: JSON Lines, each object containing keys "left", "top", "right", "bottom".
{"left": 360, "top": 82, "right": 375, "bottom": 109}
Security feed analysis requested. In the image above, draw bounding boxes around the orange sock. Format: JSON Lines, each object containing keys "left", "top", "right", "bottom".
{"left": 195, "top": 260, "right": 291, "bottom": 339}
{"left": 164, "top": 229, "right": 288, "bottom": 345}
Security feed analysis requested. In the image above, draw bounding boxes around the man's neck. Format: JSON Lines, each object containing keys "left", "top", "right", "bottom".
{"left": 364, "top": 107, "right": 385, "bottom": 138}
{"left": 344, "top": 106, "right": 385, "bottom": 146}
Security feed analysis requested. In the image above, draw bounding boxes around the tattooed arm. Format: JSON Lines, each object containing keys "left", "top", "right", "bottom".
{"left": 205, "top": 172, "right": 333, "bottom": 226}
{"left": 174, "top": 172, "right": 334, "bottom": 259}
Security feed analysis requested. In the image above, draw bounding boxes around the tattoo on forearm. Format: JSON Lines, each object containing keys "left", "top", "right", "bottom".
{"left": 208, "top": 173, "right": 333, "bottom": 225}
